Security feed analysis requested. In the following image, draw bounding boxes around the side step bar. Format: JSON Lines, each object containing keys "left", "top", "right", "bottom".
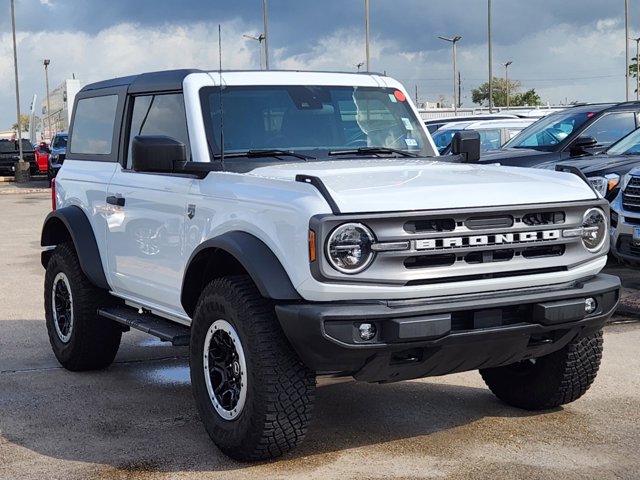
{"left": 98, "top": 305, "right": 190, "bottom": 346}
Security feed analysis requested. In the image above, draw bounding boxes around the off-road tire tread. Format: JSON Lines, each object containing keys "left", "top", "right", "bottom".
{"left": 190, "top": 275, "right": 315, "bottom": 462}
{"left": 44, "top": 242, "right": 121, "bottom": 371}
{"left": 480, "top": 330, "right": 603, "bottom": 410}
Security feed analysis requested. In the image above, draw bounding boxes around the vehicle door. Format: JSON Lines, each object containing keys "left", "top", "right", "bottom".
{"left": 569, "top": 111, "right": 639, "bottom": 154}
{"left": 105, "top": 92, "right": 194, "bottom": 314}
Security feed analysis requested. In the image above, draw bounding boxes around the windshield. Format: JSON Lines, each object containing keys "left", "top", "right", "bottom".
{"left": 432, "top": 128, "right": 461, "bottom": 153}
{"left": 606, "top": 127, "right": 640, "bottom": 155}
{"left": 200, "top": 85, "right": 433, "bottom": 161}
{"left": 52, "top": 134, "right": 67, "bottom": 149}
{"left": 503, "top": 110, "right": 593, "bottom": 151}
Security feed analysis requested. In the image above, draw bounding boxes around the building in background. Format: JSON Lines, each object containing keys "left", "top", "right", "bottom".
{"left": 42, "top": 78, "right": 82, "bottom": 139}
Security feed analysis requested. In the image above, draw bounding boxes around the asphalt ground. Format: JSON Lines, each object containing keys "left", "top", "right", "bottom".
{"left": 0, "top": 184, "right": 639, "bottom": 479}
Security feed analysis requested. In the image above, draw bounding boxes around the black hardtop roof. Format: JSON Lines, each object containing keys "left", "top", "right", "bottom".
{"left": 564, "top": 101, "right": 640, "bottom": 113}
{"left": 80, "top": 69, "right": 204, "bottom": 94}
{"left": 79, "top": 68, "right": 390, "bottom": 95}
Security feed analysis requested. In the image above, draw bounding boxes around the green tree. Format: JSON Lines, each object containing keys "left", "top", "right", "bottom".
{"left": 471, "top": 77, "right": 541, "bottom": 107}
{"left": 11, "top": 114, "right": 41, "bottom": 133}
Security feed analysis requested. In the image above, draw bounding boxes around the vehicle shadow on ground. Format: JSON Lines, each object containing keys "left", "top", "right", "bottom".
{"left": 0, "top": 320, "right": 559, "bottom": 475}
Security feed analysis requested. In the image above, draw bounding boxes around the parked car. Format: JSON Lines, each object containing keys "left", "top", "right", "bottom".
{"left": 477, "top": 102, "right": 640, "bottom": 167}
{"left": 34, "top": 142, "right": 51, "bottom": 173}
{"left": 48, "top": 132, "right": 68, "bottom": 183}
{"left": 535, "top": 126, "right": 640, "bottom": 201}
{"left": 610, "top": 166, "right": 640, "bottom": 265}
{"left": 0, "top": 138, "right": 37, "bottom": 175}
{"left": 432, "top": 118, "right": 536, "bottom": 154}
{"left": 424, "top": 113, "right": 518, "bottom": 133}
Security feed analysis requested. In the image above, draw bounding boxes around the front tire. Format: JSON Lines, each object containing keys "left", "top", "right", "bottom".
{"left": 190, "top": 275, "right": 315, "bottom": 461}
{"left": 480, "top": 330, "right": 604, "bottom": 410}
{"left": 44, "top": 242, "right": 122, "bottom": 371}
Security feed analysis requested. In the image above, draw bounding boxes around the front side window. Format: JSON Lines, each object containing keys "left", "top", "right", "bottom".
{"left": 580, "top": 112, "right": 637, "bottom": 147}
{"left": 126, "top": 93, "right": 190, "bottom": 169}
{"left": 200, "top": 85, "right": 432, "bottom": 161}
{"left": 69, "top": 95, "right": 118, "bottom": 155}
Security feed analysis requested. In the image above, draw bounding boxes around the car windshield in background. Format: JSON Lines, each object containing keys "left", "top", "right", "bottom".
{"left": 200, "top": 85, "right": 432, "bottom": 160}
{"left": 52, "top": 135, "right": 67, "bottom": 149}
{"left": 606, "top": 128, "right": 640, "bottom": 155}
{"left": 503, "top": 110, "right": 592, "bottom": 151}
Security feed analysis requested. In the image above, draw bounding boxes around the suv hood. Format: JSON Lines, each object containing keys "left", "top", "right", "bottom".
{"left": 535, "top": 153, "right": 640, "bottom": 175}
{"left": 248, "top": 159, "right": 597, "bottom": 213}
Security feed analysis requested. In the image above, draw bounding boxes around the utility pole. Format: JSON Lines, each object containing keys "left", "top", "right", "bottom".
{"left": 11, "top": 0, "right": 29, "bottom": 183}
{"left": 44, "top": 59, "right": 52, "bottom": 138}
{"left": 365, "top": 0, "right": 370, "bottom": 72}
{"left": 636, "top": 37, "right": 640, "bottom": 100}
{"left": 488, "top": 0, "right": 493, "bottom": 112}
{"left": 437, "top": 35, "right": 462, "bottom": 115}
{"left": 263, "top": 0, "right": 270, "bottom": 70}
{"left": 625, "top": 0, "right": 630, "bottom": 100}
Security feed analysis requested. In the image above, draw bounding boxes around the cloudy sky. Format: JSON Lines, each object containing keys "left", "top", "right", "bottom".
{"left": 1, "top": 0, "right": 639, "bottom": 131}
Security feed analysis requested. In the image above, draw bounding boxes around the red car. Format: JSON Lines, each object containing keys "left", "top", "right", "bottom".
{"left": 34, "top": 142, "right": 50, "bottom": 173}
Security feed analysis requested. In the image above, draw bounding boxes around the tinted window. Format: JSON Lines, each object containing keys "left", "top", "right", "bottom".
{"left": 52, "top": 134, "right": 67, "bottom": 149}
{"left": 478, "top": 129, "right": 501, "bottom": 151}
{"left": 580, "top": 112, "right": 637, "bottom": 146}
{"left": 127, "top": 94, "right": 190, "bottom": 168}
{"left": 69, "top": 95, "right": 118, "bottom": 155}
{"left": 504, "top": 110, "right": 593, "bottom": 150}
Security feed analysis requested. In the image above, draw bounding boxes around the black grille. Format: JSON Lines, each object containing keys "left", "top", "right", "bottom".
{"left": 522, "top": 211, "right": 565, "bottom": 226}
{"left": 405, "top": 218, "right": 455, "bottom": 233}
{"left": 404, "top": 254, "right": 456, "bottom": 268}
{"left": 623, "top": 176, "right": 640, "bottom": 212}
{"left": 465, "top": 216, "right": 514, "bottom": 230}
{"left": 522, "top": 245, "right": 565, "bottom": 259}
{"left": 464, "top": 249, "right": 514, "bottom": 264}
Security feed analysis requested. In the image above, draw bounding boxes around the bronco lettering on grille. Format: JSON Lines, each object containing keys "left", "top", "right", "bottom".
{"left": 414, "top": 230, "right": 561, "bottom": 250}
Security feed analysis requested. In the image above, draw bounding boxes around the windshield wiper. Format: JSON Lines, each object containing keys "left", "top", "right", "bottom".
{"left": 328, "top": 147, "right": 419, "bottom": 158}
{"left": 214, "top": 149, "right": 315, "bottom": 161}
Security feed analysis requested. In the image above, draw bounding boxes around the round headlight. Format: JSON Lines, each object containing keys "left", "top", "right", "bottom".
{"left": 326, "top": 223, "right": 375, "bottom": 274}
{"left": 581, "top": 208, "right": 607, "bottom": 252}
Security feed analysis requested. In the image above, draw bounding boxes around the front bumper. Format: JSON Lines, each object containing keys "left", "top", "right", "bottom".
{"left": 276, "top": 274, "right": 620, "bottom": 383}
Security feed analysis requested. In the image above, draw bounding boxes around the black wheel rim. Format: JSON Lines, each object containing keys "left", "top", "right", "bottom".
{"left": 51, "top": 272, "right": 73, "bottom": 343}
{"left": 203, "top": 319, "right": 247, "bottom": 420}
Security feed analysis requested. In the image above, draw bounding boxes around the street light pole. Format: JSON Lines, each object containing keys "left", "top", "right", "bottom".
{"left": 44, "top": 59, "right": 52, "bottom": 138}
{"left": 625, "top": 0, "right": 630, "bottom": 100}
{"left": 10, "top": 0, "right": 30, "bottom": 183}
{"left": 488, "top": 0, "right": 493, "bottom": 112}
{"left": 437, "top": 35, "right": 462, "bottom": 115}
{"left": 365, "top": 0, "right": 370, "bottom": 72}
{"left": 243, "top": 34, "right": 265, "bottom": 69}
{"left": 263, "top": 0, "right": 269, "bottom": 70}
{"left": 504, "top": 61, "right": 512, "bottom": 109}
{"left": 635, "top": 38, "right": 640, "bottom": 101}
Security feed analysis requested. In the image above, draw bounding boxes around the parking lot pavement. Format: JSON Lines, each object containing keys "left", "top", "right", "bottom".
{"left": 1, "top": 193, "right": 639, "bottom": 479}
{"left": 0, "top": 176, "right": 49, "bottom": 195}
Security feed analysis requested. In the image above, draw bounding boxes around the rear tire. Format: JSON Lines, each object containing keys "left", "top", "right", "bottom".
{"left": 190, "top": 275, "right": 315, "bottom": 461}
{"left": 44, "top": 242, "right": 121, "bottom": 371}
{"left": 480, "top": 330, "right": 603, "bottom": 410}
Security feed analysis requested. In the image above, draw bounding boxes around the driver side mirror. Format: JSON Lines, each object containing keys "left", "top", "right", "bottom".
{"left": 451, "top": 131, "right": 481, "bottom": 163}
{"left": 569, "top": 135, "right": 598, "bottom": 156}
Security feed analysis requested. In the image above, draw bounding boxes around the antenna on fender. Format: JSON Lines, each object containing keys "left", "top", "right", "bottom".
{"left": 218, "top": 24, "right": 225, "bottom": 167}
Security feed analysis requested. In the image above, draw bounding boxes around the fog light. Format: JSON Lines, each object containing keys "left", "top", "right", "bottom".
{"left": 358, "top": 323, "right": 377, "bottom": 341}
{"left": 585, "top": 297, "right": 597, "bottom": 314}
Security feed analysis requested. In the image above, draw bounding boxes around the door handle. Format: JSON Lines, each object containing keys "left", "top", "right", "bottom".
{"left": 106, "top": 195, "right": 126, "bottom": 207}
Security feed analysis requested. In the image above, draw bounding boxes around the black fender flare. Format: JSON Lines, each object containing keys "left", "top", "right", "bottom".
{"left": 41, "top": 206, "right": 109, "bottom": 290}
{"left": 181, "top": 231, "right": 301, "bottom": 316}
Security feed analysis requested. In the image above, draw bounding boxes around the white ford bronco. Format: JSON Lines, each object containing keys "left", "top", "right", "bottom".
{"left": 41, "top": 69, "right": 620, "bottom": 461}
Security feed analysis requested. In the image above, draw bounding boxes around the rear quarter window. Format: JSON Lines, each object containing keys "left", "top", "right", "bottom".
{"left": 69, "top": 95, "right": 119, "bottom": 155}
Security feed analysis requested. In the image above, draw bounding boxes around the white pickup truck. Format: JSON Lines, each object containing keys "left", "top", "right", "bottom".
{"left": 41, "top": 69, "right": 619, "bottom": 461}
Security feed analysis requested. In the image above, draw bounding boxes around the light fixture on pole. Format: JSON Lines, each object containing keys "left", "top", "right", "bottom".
{"left": 44, "top": 59, "right": 52, "bottom": 139}
{"left": 355, "top": 61, "right": 365, "bottom": 72}
{"left": 634, "top": 37, "right": 640, "bottom": 101}
{"left": 437, "top": 35, "right": 462, "bottom": 115}
{"left": 503, "top": 61, "right": 512, "bottom": 109}
{"left": 263, "top": 0, "right": 270, "bottom": 70}
{"left": 243, "top": 34, "right": 265, "bottom": 69}
{"left": 365, "top": 0, "right": 370, "bottom": 72}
